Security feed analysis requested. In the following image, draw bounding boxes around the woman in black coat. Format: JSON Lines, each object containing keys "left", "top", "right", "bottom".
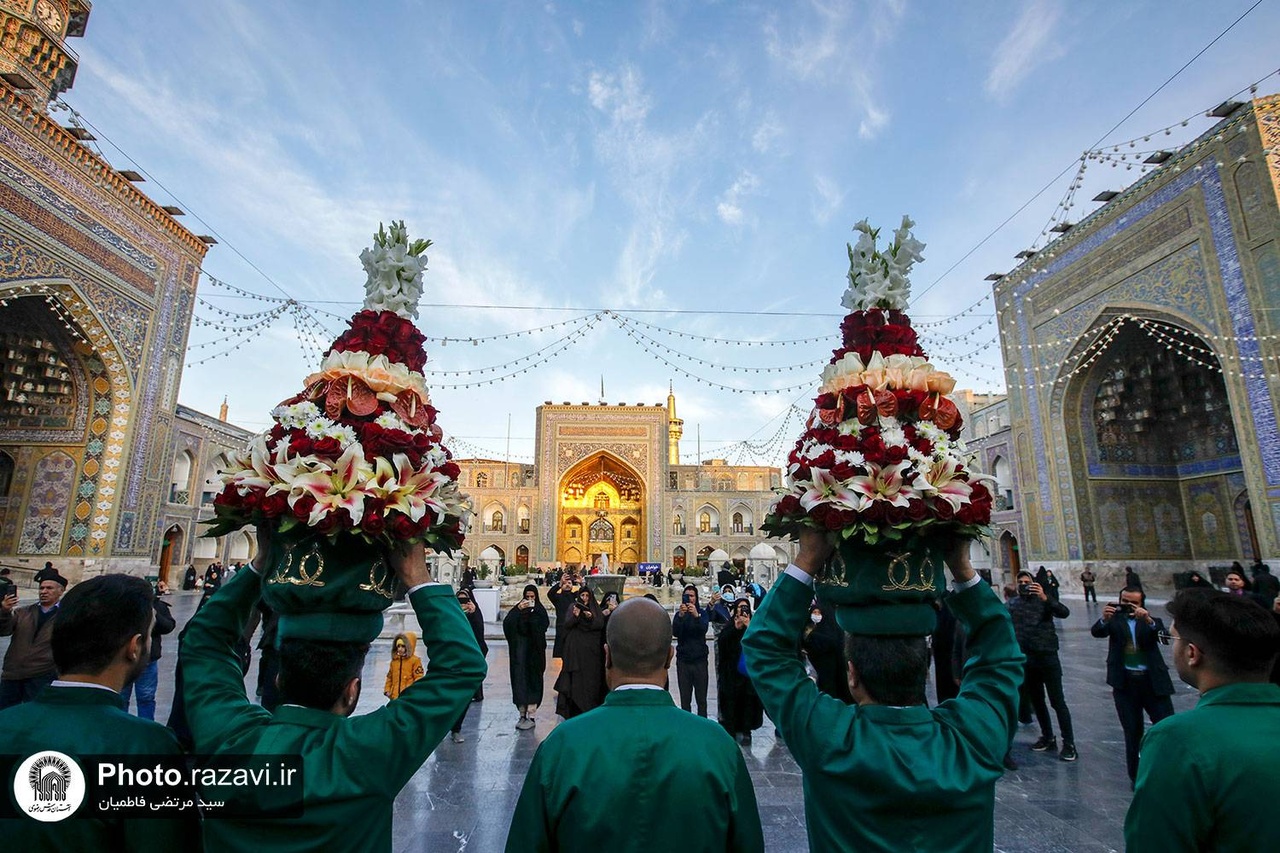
{"left": 554, "top": 587, "right": 606, "bottom": 719}
{"left": 504, "top": 584, "right": 549, "bottom": 731}
{"left": 803, "top": 602, "right": 853, "bottom": 704}
{"left": 716, "top": 599, "right": 765, "bottom": 744}
{"left": 450, "top": 589, "right": 490, "bottom": 743}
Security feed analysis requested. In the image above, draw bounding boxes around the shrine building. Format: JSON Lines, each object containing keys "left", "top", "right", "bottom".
{"left": 993, "top": 94, "right": 1280, "bottom": 592}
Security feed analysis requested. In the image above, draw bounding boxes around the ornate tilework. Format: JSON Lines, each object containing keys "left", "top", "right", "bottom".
{"left": 18, "top": 449, "right": 76, "bottom": 553}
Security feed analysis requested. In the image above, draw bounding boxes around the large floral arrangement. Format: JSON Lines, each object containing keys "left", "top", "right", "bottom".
{"left": 205, "top": 222, "right": 470, "bottom": 554}
{"left": 763, "top": 217, "right": 992, "bottom": 548}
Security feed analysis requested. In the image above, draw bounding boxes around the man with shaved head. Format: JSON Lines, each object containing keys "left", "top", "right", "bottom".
{"left": 506, "top": 597, "right": 763, "bottom": 852}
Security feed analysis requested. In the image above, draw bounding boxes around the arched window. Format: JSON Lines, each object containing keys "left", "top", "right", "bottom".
{"left": 170, "top": 450, "right": 194, "bottom": 504}
{"left": 476, "top": 472, "right": 488, "bottom": 488}
{"left": 732, "top": 512, "right": 744, "bottom": 533}
{"left": 517, "top": 505, "right": 530, "bottom": 534}
{"left": 491, "top": 510, "right": 504, "bottom": 531}
{"left": 699, "top": 512, "right": 711, "bottom": 533}
{"left": 594, "top": 492, "right": 610, "bottom": 509}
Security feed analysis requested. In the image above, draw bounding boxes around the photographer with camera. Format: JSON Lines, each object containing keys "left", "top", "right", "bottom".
{"left": 1090, "top": 586, "right": 1175, "bottom": 785}
{"left": 1008, "top": 570, "right": 1077, "bottom": 762}
{"left": 672, "top": 583, "right": 712, "bottom": 717}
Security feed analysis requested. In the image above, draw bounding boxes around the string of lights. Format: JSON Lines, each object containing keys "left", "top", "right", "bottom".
{"left": 614, "top": 321, "right": 816, "bottom": 395}
{"left": 422, "top": 315, "right": 602, "bottom": 376}
{"left": 428, "top": 315, "right": 604, "bottom": 389}
{"left": 609, "top": 313, "right": 828, "bottom": 375}
{"left": 616, "top": 313, "right": 837, "bottom": 347}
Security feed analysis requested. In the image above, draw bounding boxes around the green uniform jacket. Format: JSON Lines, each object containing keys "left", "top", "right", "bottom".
{"left": 505, "top": 687, "right": 764, "bottom": 853}
{"left": 742, "top": 574, "right": 1023, "bottom": 852}
{"left": 1125, "top": 682, "right": 1280, "bottom": 851}
{"left": 180, "top": 567, "right": 487, "bottom": 853}
{"left": 0, "top": 684, "right": 201, "bottom": 851}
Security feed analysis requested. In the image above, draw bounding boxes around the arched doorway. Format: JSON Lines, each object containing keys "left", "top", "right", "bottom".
{"left": 1000, "top": 531, "right": 1021, "bottom": 578}
{"left": 671, "top": 546, "right": 687, "bottom": 569}
{"left": 159, "top": 524, "right": 185, "bottom": 586}
{"left": 557, "top": 452, "right": 645, "bottom": 567}
{"left": 515, "top": 544, "right": 529, "bottom": 568}
{"left": 1063, "top": 316, "right": 1243, "bottom": 563}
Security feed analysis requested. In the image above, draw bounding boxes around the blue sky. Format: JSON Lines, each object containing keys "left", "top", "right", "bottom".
{"left": 61, "top": 0, "right": 1280, "bottom": 464}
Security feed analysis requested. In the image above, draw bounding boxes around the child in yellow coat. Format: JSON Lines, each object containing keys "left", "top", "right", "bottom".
{"left": 384, "top": 631, "right": 425, "bottom": 700}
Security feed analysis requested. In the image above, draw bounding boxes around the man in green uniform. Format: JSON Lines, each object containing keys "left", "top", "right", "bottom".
{"left": 1124, "top": 589, "right": 1280, "bottom": 851}
{"left": 742, "top": 531, "right": 1023, "bottom": 852}
{"left": 0, "top": 574, "right": 200, "bottom": 850}
{"left": 506, "top": 596, "right": 764, "bottom": 852}
{"left": 180, "top": 538, "right": 487, "bottom": 852}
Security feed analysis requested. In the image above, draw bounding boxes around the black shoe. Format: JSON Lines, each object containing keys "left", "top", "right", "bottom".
{"left": 1031, "top": 735, "right": 1057, "bottom": 752}
{"left": 1059, "top": 743, "right": 1077, "bottom": 762}
{"left": 1002, "top": 753, "right": 1018, "bottom": 771}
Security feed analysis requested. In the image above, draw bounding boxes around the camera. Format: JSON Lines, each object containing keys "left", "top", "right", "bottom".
{"left": 0, "top": 577, "right": 15, "bottom": 599}
{"left": 1114, "top": 601, "right": 1134, "bottom": 615}
{"left": 1017, "top": 583, "right": 1032, "bottom": 596}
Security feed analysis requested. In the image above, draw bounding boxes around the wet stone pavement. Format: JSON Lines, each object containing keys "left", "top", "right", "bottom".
{"left": 2, "top": 588, "right": 1197, "bottom": 852}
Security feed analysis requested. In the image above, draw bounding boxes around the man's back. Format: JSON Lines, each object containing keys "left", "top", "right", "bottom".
{"left": 744, "top": 575, "right": 1023, "bottom": 852}
{"left": 0, "top": 684, "right": 199, "bottom": 850}
{"left": 182, "top": 567, "right": 486, "bottom": 853}
{"left": 1125, "top": 682, "right": 1280, "bottom": 851}
{"left": 506, "top": 688, "right": 762, "bottom": 852}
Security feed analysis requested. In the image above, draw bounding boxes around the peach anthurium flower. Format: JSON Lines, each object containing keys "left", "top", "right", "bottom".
{"left": 846, "top": 461, "right": 916, "bottom": 510}
{"left": 798, "top": 467, "right": 862, "bottom": 512}
{"left": 911, "top": 455, "right": 973, "bottom": 511}
{"left": 372, "top": 453, "right": 449, "bottom": 524}
{"left": 287, "top": 443, "right": 374, "bottom": 526}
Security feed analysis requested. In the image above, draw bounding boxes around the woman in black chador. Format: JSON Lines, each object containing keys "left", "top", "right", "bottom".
{"left": 504, "top": 584, "right": 550, "bottom": 730}
{"left": 716, "top": 598, "right": 765, "bottom": 744}
{"left": 554, "top": 587, "right": 606, "bottom": 719}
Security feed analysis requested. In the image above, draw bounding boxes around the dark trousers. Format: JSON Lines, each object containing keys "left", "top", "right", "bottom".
{"left": 1113, "top": 671, "right": 1175, "bottom": 782}
{"left": 0, "top": 673, "right": 54, "bottom": 709}
{"left": 1024, "top": 654, "right": 1074, "bottom": 744}
{"left": 1083, "top": 585, "right": 1097, "bottom": 603}
{"left": 676, "top": 656, "right": 709, "bottom": 717}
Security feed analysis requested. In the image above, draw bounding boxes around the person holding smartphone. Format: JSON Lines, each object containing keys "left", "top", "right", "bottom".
{"left": 1090, "top": 586, "right": 1174, "bottom": 785}
{"left": 672, "top": 584, "right": 712, "bottom": 717}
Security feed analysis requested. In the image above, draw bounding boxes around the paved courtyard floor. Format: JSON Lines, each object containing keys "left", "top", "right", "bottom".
{"left": 3, "top": 587, "right": 1197, "bottom": 852}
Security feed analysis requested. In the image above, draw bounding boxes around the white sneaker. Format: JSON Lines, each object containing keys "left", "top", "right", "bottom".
{"left": 451, "top": 732, "right": 465, "bottom": 743}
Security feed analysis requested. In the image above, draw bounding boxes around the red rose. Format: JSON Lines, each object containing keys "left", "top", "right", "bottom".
{"left": 289, "top": 434, "right": 315, "bottom": 457}
{"left": 862, "top": 501, "right": 886, "bottom": 522}
{"left": 439, "top": 461, "right": 461, "bottom": 480}
{"left": 932, "top": 499, "right": 955, "bottom": 520}
{"left": 315, "top": 512, "right": 340, "bottom": 534}
{"left": 831, "top": 461, "right": 856, "bottom": 480}
{"left": 885, "top": 445, "right": 908, "bottom": 464}
{"left": 292, "top": 494, "right": 316, "bottom": 521}
{"left": 390, "top": 513, "right": 418, "bottom": 540}
{"left": 774, "top": 495, "right": 802, "bottom": 517}
{"left": 312, "top": 437, "right": 341, "bottom": 457}
{"left": 885, "top": 504, "right": 907, "bottom": 525}
{"left": 362, "top": 507, "right": 386, "bottom": 535}
{"left": 905, "top": 499, "right": 929, "bottom": 522}
{"left": 261, "top": 493, "right": 289, "bottom": 518}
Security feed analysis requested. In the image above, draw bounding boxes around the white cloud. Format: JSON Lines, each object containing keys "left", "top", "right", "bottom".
{"left": 752, "top": 112, "right": 784, "bottom": 153}
{"left": 986, "top": 0, "right": 1065, "bottom": 102}
{"left": 716, "top": 171, "right": 760, "bottom": 225}
{"left": 810, "top": 174, "right": 845, "bottom": 224}
{"left": 761, "top": 0, "right": 905, "bottom": 141}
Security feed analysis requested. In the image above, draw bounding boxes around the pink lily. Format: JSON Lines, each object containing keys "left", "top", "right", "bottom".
{"left": 372, "top": 453, "right": 449, "bottom": 524}
{"left": 287, "top": 443, "right": 374, "bottom": 526}
{"left": 911, "top": 456, "right": 974, "bottom": 511}
{"left": 846, "top": 461, "right": 916, "bottom": 510}
{"left": 798, "top": 468, "right": 862, "bottom": 512}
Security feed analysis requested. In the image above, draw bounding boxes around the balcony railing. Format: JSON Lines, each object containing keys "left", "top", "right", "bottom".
{"left": 994, "top": 494, "right": 1014, "bottom": 512}
{"left": 168, "top": 487, "right": 190, "bottom": 505}
{"left": 485, "top": 523, "right": 507, "bottom": 533}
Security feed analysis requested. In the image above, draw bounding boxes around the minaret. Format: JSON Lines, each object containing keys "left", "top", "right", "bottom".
{"left": 218, "top": 397, "right": 229, "bottom": 422}
{"left": 666, "top": 381, "right": 683, "bottom": 465}
{"left": 0, "top": 2, "right": 91, "bottom": 106}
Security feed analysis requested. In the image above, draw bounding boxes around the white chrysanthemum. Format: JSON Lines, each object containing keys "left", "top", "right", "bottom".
{"left": 375, "top": 411, "right": 408, "bottom": 431}
{"left": 881, "top": 423, "right": 907, "bottom": 448}
{"left": 304, "top": 417, "right": 331, "bottom": 440}
{"left": 915, "top": 421, "right": 945, "bottom": 443}
{"left": 834, "top": 449, "right": 867, "bottom": 467}
{"left": 325, "top": 424, "right": 358, "bottom": 446}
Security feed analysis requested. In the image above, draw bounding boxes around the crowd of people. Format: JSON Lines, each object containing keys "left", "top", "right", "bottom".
{"left": 1, "top": 542, "right": 1278, "bottom": 851}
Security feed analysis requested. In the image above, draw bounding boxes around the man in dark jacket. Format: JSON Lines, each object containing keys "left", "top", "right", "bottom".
{"left": 1090, "top": 586, "right": 1174, "bottom": 785}
{"left": 1008, "top": 570, "right": 1077, "bottom": 761}
{"left": 124, "top": 581, "right": 177, "bottom": 720}
{"left": 0, "top": 570, "right": 67, "bottom": 708}
{"left": 672, "top": 583, "right": 711, "bottom": 716}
